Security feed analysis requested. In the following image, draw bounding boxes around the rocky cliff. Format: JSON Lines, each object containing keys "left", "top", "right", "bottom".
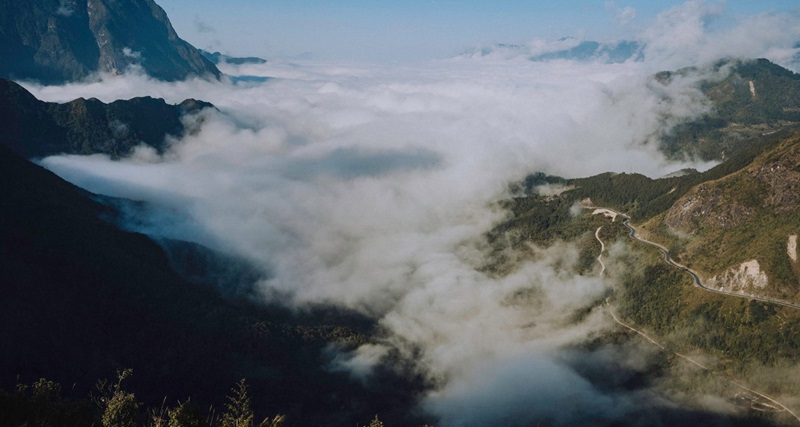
{"left": 0, "top": 0, "right": 220, "bottom": 83}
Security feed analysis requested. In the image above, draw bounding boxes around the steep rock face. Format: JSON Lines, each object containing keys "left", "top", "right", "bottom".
{"left": 0, "top": 0, "right": 98, "bottom": 82}
{"left": 0, "top": 0, "right": 220, "bottom": 83}
{"left": 0, "top": 78, "right": 214, "bottom": 158}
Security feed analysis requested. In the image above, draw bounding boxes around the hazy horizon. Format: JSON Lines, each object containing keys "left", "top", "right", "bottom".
{"left": 156, "top": 0, "right": 800, "bottom": 63}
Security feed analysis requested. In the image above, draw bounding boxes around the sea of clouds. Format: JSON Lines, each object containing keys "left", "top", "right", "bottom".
{"left": 23, "top": 2, "right": 800, "bottom": 425}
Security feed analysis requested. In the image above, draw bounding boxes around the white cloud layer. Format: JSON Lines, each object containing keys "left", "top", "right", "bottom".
{"left": 30, "top": 58, "right": 709, "bottom": 425}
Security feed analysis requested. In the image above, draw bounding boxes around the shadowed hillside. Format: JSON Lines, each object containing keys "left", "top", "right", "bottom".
{"left": 0, "top": 78, "right": 213, "bottom": 158}
{"left": 0, "top": 144, "right": 424, "bottom": 426}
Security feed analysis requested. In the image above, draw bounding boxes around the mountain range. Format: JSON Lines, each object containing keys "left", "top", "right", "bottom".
{"left": 0, "top": 0, "right": 220, "bottom": 83}
{"left": 464, "top": 38, "right": 643, "bottom": 63}
{"left": 492, "top": 98, "right": 800, "bottom": 398}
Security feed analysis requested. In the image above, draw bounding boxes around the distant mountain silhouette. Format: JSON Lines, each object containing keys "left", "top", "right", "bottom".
{"left": 0, "top": 0, "right": 220, "bottom": 83}
{"left": 200, "top": 49, "right": 267, "bottom": 65}
{"left": 464, "top": 38, "right": 643, "bottom": 63}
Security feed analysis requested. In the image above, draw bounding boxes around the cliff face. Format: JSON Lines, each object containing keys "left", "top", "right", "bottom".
{"left": 0, "top": 0, "right": 220, "bottom": 83}
{"left": 0, "top": 78, "right": 214, "bottom": 158}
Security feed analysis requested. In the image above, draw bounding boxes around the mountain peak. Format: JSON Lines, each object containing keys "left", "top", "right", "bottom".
{"left": 0, "top": 0, "right": 220, "bottom": 84}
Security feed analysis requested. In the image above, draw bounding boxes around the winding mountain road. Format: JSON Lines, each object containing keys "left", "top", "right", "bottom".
{"left": 595, "top": 226, "right": 606, "bottom": 276}
{"left": 617, "top": 214, "right": 800, "bottom": 311}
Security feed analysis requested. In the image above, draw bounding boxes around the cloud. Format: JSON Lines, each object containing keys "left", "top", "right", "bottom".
{"left": 463, "top": 2, "right": 800, "bottom": 72}
{"left": 56, "top": 0, "right": 76, "bottom": 16}
{"left": 122, "top": 47, "right": 142, "bottom": 59}
{"left": 640, "top": 1, "right": 800, "bottom": 70}
{"left": 194, "top": 16, "right": 216, "bottom": 34}
{"left": 24, "top": 9, "right": 796, "bottom": 420}
{"left": 327, "top": 343, "right": 390, "bottom": 384}
{"left": 605, "top": 1, "right": 637, "bottom": 26}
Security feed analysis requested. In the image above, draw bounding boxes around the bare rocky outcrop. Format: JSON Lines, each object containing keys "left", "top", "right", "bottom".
{"left": 707, "top": 260, "right": 769, "bottom": 292}
{"left": 664, "top": 139, "right": 800, "bottom": 233}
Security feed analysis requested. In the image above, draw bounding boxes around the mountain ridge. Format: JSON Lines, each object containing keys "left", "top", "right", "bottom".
{"left": 0, "top": 78, "right": 214, "bottom": 159}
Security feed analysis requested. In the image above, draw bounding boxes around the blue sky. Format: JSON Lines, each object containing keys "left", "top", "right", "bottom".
{"left": 158, "top": 1, "right": 799, "bottom": 61}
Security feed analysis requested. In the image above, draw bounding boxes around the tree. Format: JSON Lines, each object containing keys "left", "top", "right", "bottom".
{"left": 365, "top": 415, "right": 384, "bottom": 427}
{"left": 95, "top": 368, "right": 141, "bottom": 427}
{"left": 219, "top": 379, "right": 284, "bottom": 427}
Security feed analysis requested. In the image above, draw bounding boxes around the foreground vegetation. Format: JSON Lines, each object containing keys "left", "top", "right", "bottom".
{"left": 1, "top": 371, "right": 403, "bottom": 427}
{"left": 1, "top": 372, "right": 281, "bottom": 427}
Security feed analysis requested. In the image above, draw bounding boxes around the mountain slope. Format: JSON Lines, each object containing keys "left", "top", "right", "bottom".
{"left": 489, "top": 132, "right": 800, "bottom": 417}
{"left": 494, "top": 127, "right": 800, "bottom": 302}
{"left": 651, "top": 133, "right": 800, "bottom": 301}
{"left": 0, "top": 78, "right": 213, "bottom": 158}
{"left": 0, "top": 0, "right": 220, "bottom": 83}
